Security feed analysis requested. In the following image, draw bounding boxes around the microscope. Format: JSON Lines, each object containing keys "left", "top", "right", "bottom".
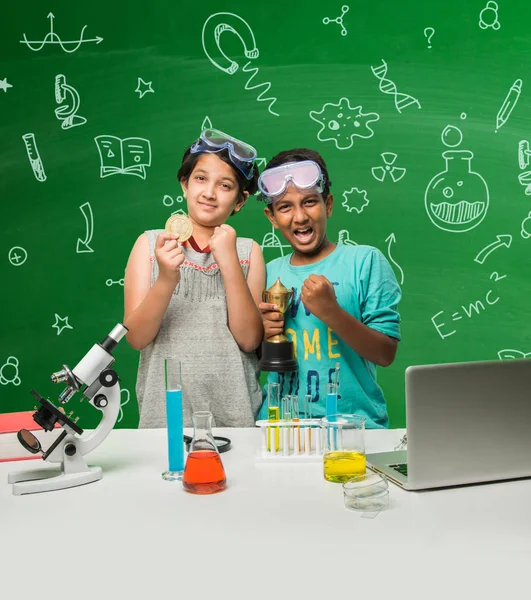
{"left": 9, "top": 323, "right": 128, "bottom": 495}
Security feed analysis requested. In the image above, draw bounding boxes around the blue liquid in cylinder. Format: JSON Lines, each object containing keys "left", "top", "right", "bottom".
{"left": 326, "top": 393, "right": 338, "bottom": 417}
{"left": 166, "top": 389, "right": 184, "bottom": 472}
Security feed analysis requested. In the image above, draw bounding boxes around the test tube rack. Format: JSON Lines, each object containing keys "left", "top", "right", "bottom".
{"left": 255, "top": 419, "right": 324, "bottom": 462}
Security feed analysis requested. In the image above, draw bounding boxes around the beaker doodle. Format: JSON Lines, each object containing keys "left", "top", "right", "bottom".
{"left": 425, "top": 127, "right": 489, "bottom": 233}
{"left": 183, "top": 411, "right": 227, "bottom": 494}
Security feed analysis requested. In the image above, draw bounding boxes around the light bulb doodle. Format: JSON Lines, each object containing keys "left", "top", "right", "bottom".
{"left": 202, "top": 12, "right": 279, "bottom": 116}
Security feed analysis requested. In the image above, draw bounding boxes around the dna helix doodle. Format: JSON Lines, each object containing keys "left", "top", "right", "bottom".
{"left": 370, "top": 59, "right": 421, "bottom": 114}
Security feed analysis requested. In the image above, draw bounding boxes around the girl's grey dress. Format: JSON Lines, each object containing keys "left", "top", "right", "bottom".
{"left": 136, "top": 230, "right": 262, "bottom": 428}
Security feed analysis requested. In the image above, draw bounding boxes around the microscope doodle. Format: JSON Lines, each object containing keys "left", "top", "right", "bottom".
{"left": 8, "top": 246, "right": 28, "bottom": 267}
{"left": 337, "top": 230, "right": 358, "bottom": 246}
{"left": 202, "top": 12, "right": 279, "bottom": 116}
{"left": 323, "top": 5, "right": 349, "bottom": 37}
{"left": 309, "top": 98, "right": 379, "bottom": 150}
{"left": 479, "top": 1, "right": 501, "bottom": 30}
{"left": 22, "top": 133, "right": 46, "bottom": 182}
{"left": 0, "top": 357, "right": 21, "bottom": 386}
{"left": 77, "top": 202, "right": 94, "bottom": 253}
{"left": 8, "top": 324, "right": 128, "bottom": 495}
{"left": 95, "top": 135, "right": 152, "bottom": 179}
{"left": 20, "top": 12, "right": 103, "bottom": 53}
{"left": 342, "top": 188, "right": 369, "bottom": 214}
{"left": 371, "top": 59, "right": 421, "bottom": 114}
{"left": 517, "top": 140, "right": 531, "bottom": 195}
{"left": 54, "top": 74, "right": 86, "bottom": 129}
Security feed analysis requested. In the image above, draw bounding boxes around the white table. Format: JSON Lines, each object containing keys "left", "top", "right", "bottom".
{"left": 1, "top": 428, "right": 530, "bottom": 599}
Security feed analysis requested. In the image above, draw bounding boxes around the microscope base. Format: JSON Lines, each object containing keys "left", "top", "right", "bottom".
{"left": 9, "top": 466, "right": 102, "bottom": 495}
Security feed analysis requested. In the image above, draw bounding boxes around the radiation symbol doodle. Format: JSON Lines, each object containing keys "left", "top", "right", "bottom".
{"left": 371, "top": 153, "right": 406, "bottom": 183}
{"left": 0, "top": 356, "right": 21, "bottom": 386}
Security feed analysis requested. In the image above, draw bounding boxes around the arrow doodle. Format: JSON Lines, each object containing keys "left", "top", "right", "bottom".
{"left": 474, "top": 234, "right": 512, "bottom": 264}
{"left": 385, "top": 233, "right": 404, "bottom": 285}
{"left": 21, "top": 13, "right": 103, "bottom": 53}
{"left": 77, "top": 202, "right": 94, "bottom": 253}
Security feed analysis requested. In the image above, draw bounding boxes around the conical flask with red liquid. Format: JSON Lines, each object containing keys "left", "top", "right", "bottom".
{"left": 183, "top": 411, "right": 227, "bottom": 494}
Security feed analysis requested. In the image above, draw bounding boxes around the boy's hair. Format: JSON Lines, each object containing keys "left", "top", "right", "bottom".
{"left": 177, "top": 147, "right": 259, "bottom": 197}
{"left": 263, "top": 148, "right": 332, "bottom": 206}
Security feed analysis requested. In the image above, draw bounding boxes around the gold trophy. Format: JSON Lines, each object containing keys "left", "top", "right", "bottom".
{"left": 258, "top": 278, "right": 298, "bottom": 372}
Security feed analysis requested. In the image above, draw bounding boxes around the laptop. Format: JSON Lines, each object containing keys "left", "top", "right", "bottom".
{"left": 366, "top": 358, "right": 531, "bottom": 491}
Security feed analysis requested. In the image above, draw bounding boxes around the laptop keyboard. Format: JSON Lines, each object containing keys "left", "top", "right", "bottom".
{"left": 390, "top": 463, "right": 408, "bottom": 477}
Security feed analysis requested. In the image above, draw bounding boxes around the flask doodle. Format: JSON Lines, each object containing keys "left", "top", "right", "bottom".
{"left": 423, "top": 27, "right": 435, "bottom": 49}
{"left": 425, "top": 125, "right": 490, "bottom": 233}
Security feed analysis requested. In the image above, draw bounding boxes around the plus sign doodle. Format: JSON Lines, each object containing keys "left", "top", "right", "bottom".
{"left": 8, "top": 246, "right": 28, "bottom": 267}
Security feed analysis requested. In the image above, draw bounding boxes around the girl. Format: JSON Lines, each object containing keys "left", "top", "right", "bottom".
{"left": 124, "top": 129, "right": 265, "bottom": 427}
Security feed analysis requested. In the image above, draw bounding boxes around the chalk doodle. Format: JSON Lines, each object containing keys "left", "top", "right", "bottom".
{"left": 0, "top": 357, "right": 21, "bottom": 386}
{"left": 202, "top": 13, "right": 279, "bottom": 116}
{"left": 55, "top": 75, "right": 86, "bottom": 129}
{"left": 0, "top": 78, "right": 13, "bottom": 93}
{"left": 309, "top": 98, "right": 379, "bottom": 150}
{"left": 338, "top": 230, "right": 358, "bottom": 246}
{"left": 371, "top": 59, "right": 421, "bottom": 113}
{"left": 22, "top": 133, "right": 46, "bottom": 182}
{"left": 52, "top": 314, "right": 73, "bottom": 336}
{"left": 8, "top": 247, "right": 28, "bottom": 267}
{"left": 77, "top": 202, "right": 94, "bottom": 253}
{"left": 474, "top": 235, "right": 512, "bottom": 264}
{"left": 323, "top": 5, "right": 349, "bottom": 36}
{"left": 372, "top": 153, "right": 406, "bottom": 183}
{"left": 479, "top": 1, "right": 501, "bottom": 30}
{"left": 432, "top": 272, "right": 506, "bottom": 339}
{"left": 385, "top": 233, "right": 405, "bottom": 285}
{"left": 95, "top": 136, "right": 152, "bottom": 179}
{"left": 261, "top": 226, "right": 291, "bottom": 257}
{"left": 498, "top": 349, "right": 531, "bottom": 360}
{"left": 342, "top": 188, "right": 369, "bottom": 214}
{"left": 20, "top": 12, "right": 103, "bottom": 53}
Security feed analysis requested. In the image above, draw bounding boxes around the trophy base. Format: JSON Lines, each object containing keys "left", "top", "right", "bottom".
{"left": 258, "top": 341, "right": 298, "bottom": 373}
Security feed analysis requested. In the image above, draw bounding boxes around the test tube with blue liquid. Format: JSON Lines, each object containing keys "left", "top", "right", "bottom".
{"left": 326, "top": 364, "right": 340, "bottom": 450}
{"left": 162, "top": 358, "right": 185, "bottom": 481}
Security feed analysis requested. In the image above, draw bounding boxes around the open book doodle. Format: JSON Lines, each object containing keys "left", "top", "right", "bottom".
{"left": 95, "top": 135, "right": 152, "bottom": 179}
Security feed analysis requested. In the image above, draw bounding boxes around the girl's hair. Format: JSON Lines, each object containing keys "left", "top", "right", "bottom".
{"left": 263, "top": 148, "right": 332, "bottom": 203}
{"left": 177, "top": 146, "right": 259, "bottom": 197}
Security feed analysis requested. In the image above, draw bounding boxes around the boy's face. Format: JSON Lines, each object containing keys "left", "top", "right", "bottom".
{"left": 264, "top": 184, "right": 334, "bottom": 256}
{"left": 180, "top": 154, "right": 247, "bottom": 227}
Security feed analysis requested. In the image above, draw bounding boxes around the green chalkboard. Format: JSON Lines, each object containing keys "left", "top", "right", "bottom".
{"left": 2, "top": 1, "right": 531, "bottom": 428}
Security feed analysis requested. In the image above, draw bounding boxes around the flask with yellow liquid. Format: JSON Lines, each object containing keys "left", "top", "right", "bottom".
{"left": 322, "top": 414, "right": 366, "bottom": 483}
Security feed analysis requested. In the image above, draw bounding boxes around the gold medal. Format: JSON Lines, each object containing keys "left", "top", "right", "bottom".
{"left": 165, "top": 214, "right": 193, "bottom": 242}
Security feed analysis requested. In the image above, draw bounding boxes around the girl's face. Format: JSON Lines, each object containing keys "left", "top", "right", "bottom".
{"left": 264, "top": 184, "right": 334, "bottom": 263}
{"left": 181, "top": 153, "right": 248, "bottom": 228}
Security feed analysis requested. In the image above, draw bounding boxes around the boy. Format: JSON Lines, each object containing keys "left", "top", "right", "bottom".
{"left": 257, "top": 149, "right": 401, "bottom": 428}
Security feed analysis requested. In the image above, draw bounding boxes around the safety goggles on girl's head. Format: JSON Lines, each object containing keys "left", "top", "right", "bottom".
{"left": 190, "top": 128, "right": 257, "bottom": 180}
{"left": 257, "top": 160, "right": 325, "bottom": 203}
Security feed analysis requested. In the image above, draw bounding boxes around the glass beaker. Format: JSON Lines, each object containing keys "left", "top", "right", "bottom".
{"left": 162, "top": 358, "right": 184, "bottom": 482}
{"left": 183, "top": 411, "right": 227, "bottom": 494}
{"left": 322, "top": 414, "right": 366, "bottom": 483}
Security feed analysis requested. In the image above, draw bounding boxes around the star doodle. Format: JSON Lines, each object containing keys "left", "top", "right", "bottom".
{"left": 342, "top": 188, "right": 369, "bottom": 214}
{"left": 135, "top": 77, "right": 154, "bottom": 99}
{"left": 0, "top": 78, "right": 13, "bottom": 93}
{"left": 52, "top": 313, "right": 73, "bottom": 336}
{"left": 309, "top": 97, "right": 379, "bottom": 150}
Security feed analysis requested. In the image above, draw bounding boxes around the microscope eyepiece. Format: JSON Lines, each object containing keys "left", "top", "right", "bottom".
{"left": 99, "top": 323, "right": 128, "bottom": 354}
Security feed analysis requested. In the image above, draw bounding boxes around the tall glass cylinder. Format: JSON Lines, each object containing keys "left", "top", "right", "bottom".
{"left": 162, "top": 358, "right": 184, "bottom": 481}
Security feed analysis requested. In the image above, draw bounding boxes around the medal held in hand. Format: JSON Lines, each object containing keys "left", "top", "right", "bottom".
{"left": 259, "top": 277, "right": 298, "bottom": 373}
{"left": 165, "top": 214, "right": 193, "bottom": 242}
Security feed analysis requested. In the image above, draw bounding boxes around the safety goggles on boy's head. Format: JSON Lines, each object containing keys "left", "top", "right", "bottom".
{"left": 257, "top": 160, "right": 325, "bottom": 204}
{"left": 190, "top": 128, "right": 257, "bottom": 180}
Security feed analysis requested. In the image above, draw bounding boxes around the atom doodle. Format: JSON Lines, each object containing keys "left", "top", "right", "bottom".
{"left": 309, "top": 98, "right": 379, "bottom": 150}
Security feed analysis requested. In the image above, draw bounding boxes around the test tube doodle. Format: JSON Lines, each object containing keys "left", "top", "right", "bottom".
{"left": 22, "top": 133, "right": 46, "bottom": 182}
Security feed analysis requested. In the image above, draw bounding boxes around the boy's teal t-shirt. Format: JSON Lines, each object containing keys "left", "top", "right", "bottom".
{"left": 258, "top": 244, "right": 402, "bottom": 428}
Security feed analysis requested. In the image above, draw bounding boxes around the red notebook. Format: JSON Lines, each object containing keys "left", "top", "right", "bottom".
{"left": 0, "top": 411, "right": 62, "bottom": 463}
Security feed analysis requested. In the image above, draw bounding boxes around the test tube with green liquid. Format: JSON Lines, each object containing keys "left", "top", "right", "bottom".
{"left": 267, "top": 382, "right": 280, "bottom": 452}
